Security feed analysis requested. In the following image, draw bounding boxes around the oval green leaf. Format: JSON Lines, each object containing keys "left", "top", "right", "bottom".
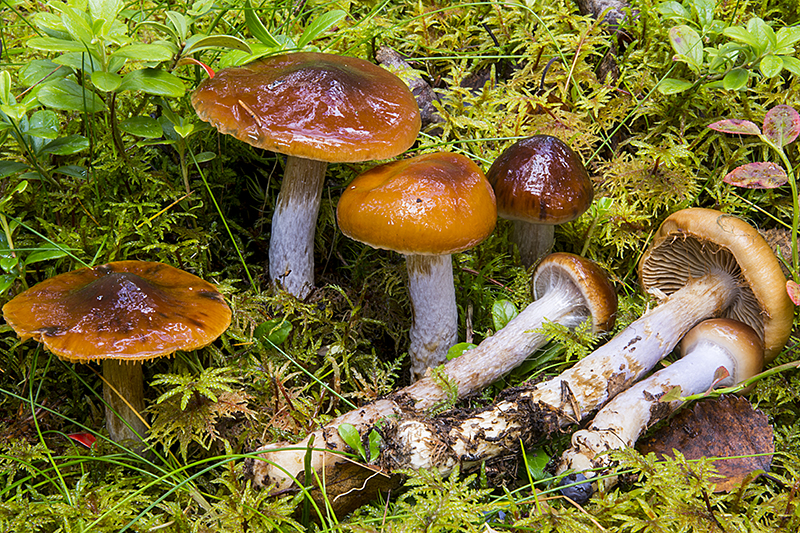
{"left": 657, "top": 77, "right": 693, "bottom": 94}
{"left": 37, "top": 80, "right": 106, "bottom": 113}
{"left": 669, "top": 25, "right": 703, "bottom": 68}
{"left": 119, "top": 115, "right": 162, "bottom": 138}
{"left": 41, "top": 134, "right": 90, "bottom": 155}
{"left": 118, "top": 68, "right": 185, "bottom": 97}
{"left": 759, "top": 54, "right": 783, "bottom": 78}
{"left": 723, "top": 162, "right": 788, "bottom": 189}
{"left": 111, "top": 43, "right": 174, "bottom": 62}
{"left": 182, "top": 34, "right": 252, "bottom": 56}
{"left": 492, "top": 299, "right": 518, "bottom": 331}
{"left": 722, "top": 68, "right": 749, "bottom": 90}
{"left": 91, "top": 71, "right": 122, "bottom": 92}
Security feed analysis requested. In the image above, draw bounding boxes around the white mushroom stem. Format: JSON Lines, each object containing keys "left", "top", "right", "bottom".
{"left": 405, "top": 265, "right": 594, "bottom": 409}
{"left": 103, "top": 360, "right": 147, "bottom": 442}
{"left": 555, "top": 337, "right": 743, "bottom": 482}
{"left": 269, "top": 156, "right": 328, "bottom": 299}
{"left": 406, "top": 254, "right": 458, "bottom": 381}
{"left": 514, "top": 220, "right": 554, "bottom": 268}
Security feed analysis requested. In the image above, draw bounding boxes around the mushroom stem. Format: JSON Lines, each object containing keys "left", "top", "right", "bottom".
{"left": 406, "top": 254, "right": 458, "bottom": 381}
{"left": 555, "top": 318, "right": 764, "bottom": 501}
{"left": 405, "top": 269, "right": 590, "bottom": 408}
{"left": 269, "top": 156, "right": 328, "bottom": 298}
{"left": 513, "top": 220, "right": 553, "bottom": 268}
{"left": 103, "top": 360, "right": 147, "bottom": 442}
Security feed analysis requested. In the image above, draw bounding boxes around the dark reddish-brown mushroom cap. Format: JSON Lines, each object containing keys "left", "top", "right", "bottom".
{"left": 2, "top": 261, "right": 232, "bottom": 363}
{"left": 191, "top": 52, "right": 421, "bottom": 163}
{"left": 486, "top": 135, "right": 593, "bottom": 224}
{"left": 336, "top": 152, "right": 497, "bottom": 255}
{"left": 639, "top": 208, "right": 793, "bottom": 362}
{"left": 533, "top": 252, "right": 618, "bottom": 335}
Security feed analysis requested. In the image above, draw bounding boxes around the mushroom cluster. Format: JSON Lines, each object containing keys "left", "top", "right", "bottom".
{"left": 192, "top": 52, "right": 421, "bottom": 298}
{"left": 2, "top": 261, "right": 231, "bottom": 443}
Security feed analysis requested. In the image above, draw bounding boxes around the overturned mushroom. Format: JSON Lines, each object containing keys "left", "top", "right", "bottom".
{"left": 192, "top": 52, "right": 421, "bottom": 298}
{"left": 245, "top": 209, "right": 791, "bottom": 510}
{"left": 556, "top": 318, "right": 764, "bottom": 502}
{"left": 2, "top": 261, "right": 231, "bottom": 442}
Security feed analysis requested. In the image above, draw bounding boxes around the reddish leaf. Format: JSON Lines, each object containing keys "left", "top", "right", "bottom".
{"left": 723, "top": 162, "right": 788, "bottom": 188}
{"left": 708, "top": 119, "right": 762, "bottom": 136}
{"left": 787, "top": 280, "right": 800, "bottom": 305}
{"left": 763, "top": 105, "right": 800, "bottom": 147}
{"left": 67, "top": 432, "right": 97, "bottom": 449}
{"left": 176, "top": 57, "right": 215, "bottom": 79}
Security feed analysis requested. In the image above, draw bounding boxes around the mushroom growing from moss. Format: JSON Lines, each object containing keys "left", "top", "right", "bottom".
{"left": 337, "top": 151, "right": 496, "bottom": 380}
{"left": 2, "top": 261, "right": 232, "bottom": 442}
{"left": 191, "top": 52, "right": 421, "bottom": 298}
{"left": 555, "top": 318, "right": 764, "bottom": 502}
{"left": 486, "top": 135, "right": 593, "bottom": 268}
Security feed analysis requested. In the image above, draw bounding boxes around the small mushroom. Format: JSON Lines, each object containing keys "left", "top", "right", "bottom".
{"left": 556, "top": 318, "right": 764, "bottom": 502}
{"left": 2, "top": 261, "right": 232, "bottom": 442}
{"left": 486, "top": 135, "right": 593, "bottom": 268}
{"left": 191, "top": 52, "right": 421, "bottom": 298}
{"left": 405, "top": 252, "right": 617, "bottom": 408}
{"left": 336, "top": 152, "right": 496, "bottom": 381}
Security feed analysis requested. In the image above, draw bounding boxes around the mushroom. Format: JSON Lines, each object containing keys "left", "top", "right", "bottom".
{"left": 405, "top": 252, "right": 617, "bottom": 408}
{"left": 556, "top": 318, "right": 764, "bottom": 501}
{"left": 2, "top": 261, "right": 232, "bottom": 442}
{"left": 191, "top": 52, "right": 421, "bottom": 298}
{"left": 337, "top": 152, "right": 497, "bottom": 381}
{"left": 486, "top": 135, "right": 593, "bottom": 268}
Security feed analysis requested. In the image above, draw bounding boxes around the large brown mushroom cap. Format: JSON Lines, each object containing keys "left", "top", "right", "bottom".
{"left": 533, "top": 253, "right": 618, "bottom": 335}
{"left": 336, "top": 152, "right": 497, "bottom": 255}
{"left": 486, "top": 135, "right": 593, "bottom": 224}
{"left": 639, "top": 208, "right": 793, "bottom": 361}
{"left": 2, "top": 261, "right": 232, "bottom": 362}
{"left": 191, "top": 52, "right": 421, "bottom": 163}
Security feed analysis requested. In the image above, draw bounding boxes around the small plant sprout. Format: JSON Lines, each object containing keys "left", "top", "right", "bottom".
{"left": 708, "top": 104, "right": 800, "bottom": 303}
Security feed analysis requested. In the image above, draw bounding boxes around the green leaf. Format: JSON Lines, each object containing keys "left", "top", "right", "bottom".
{"left": 91, "top": 70, "right": 121, "bottom": 92}
{"left": 759, "top": 54, "right": 783, "bottom": 78}
{"left": 691, "top": 0, "right": 715, "bottom": 30}
{"left": 368, "top": 429, "right": 382, "bottom": 462}
{"left": 194, "top": 151, "right": 216, "bottom": 163}
{"left": 60, "top": 6, "right": 94, "bottom": 44}
{"left": 166, "top": 11, "right": 188, "bottom": 42}
{"left": 723, "top": 26, "right": 761, "bottom": 50}
{"left": 297, "top": 10, "right": 347, "bottom": 48}
{"left": 0, "top": 162, "right": 30, "bottom": 179}
{"left": 337, "top": 423, "right": 366, "bottom": 460}
{"left": 523, "top": 446, "right": 551, "bottom": 482}
{"left": 0, "top": 274, "right": 16, "bottom": 296}
{"left": 654, "top": 1, "right": 689, "bottom": 20}
{"left": 0, "top": 71, "right": 11, "bottom": 106}
{"left": 40, "top": 134, "right": 90, "bottom": 155}
{"left": 27, "top": 36, "right": 89, "bottom": 53}
{"left": 19, "top": 60, "right": 71, "bottom": 86}
{"left": 657, "top": 77, "right": 693, "bottom": 94}
{"left": 88, "top": 0, "right": 124, "bottom": 26}
{"left": 254, "top": 317, "right": 293, "bottom": 346}
{"left": 37, "top": 80, "right": 106, "bottom": 112}
{"left": 708, "top": 119, "right": 761, "bottom": 135}
{"left": 119, "top": 115, "right": 162, "bottom": 138}
{"left": 669, "top": 25, "right": 703, "bottom": 69}
{"left": 53, "top": 165, "right": 87, "bottom": 179}
{"left": 182, "top": 34, "right": 253, "bottom": 56}
{"left": 776, "top": 25, "right": 800, "bottom": 49}
{"left": 446, "top": 342, "right": 477, "bottom": 360}
{"left": 245, "top": 0, "right": 281, "bottom": 48}
{"left": 118, "top": 68, "right": 185, "bottom": 97}
{"left": 781, "top": 56, "right": 800, "bottom": 77}
{"left": 722, "top": 68, "right": 749, "bottom": 90}
{"left": 763, "top": 105, "right": 800, "bottom": 147}
{"left": 111, "top": 43, "right": 174, "bottom": 62}
{"left": 134, "top": 21, "right": 179, "bottom": 44}
{"left": 25, "top": 249, "right": 68, "bottom": 264}
{"left": 747, "top": 17, "right": 776, "bottom": 54}
{"left": 723, "top": 162, "right": 787, "bottom": 189}
{"left": 660, "top": 385, "right": 683, "bottom": 402}
{"left": 492, "top": 299, "right": 518, "bottom": 331}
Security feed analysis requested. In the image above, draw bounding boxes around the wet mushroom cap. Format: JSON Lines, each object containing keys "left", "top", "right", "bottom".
{"left": 639, "top": 208, "right": 793, "bottom": 362}
{"left": 680, "top": 318, "right": 764, "bottom": 385}
{"left": 336, "top": 152, "right": 497, "bottom": 255}
{"left": 2, "top": 261, "right": 232, "bottom": 362}
{"left": 486, "top": 135, "right": 593, "bottom": 224}
{"left": 191, "top": 52, "right": 421, "bottom": 163}
{"left": 533, "top": 252, "right": 618, "bottom": 334}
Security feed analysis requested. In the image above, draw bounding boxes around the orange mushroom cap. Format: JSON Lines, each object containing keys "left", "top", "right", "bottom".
{"left": 191, "top": 52, "right": 421, "bottom": 163}
{"left": 2, "top": 261, "right": 232, "bottom": 363}
{"left": 336, "top": 152, "right": 497, "bottom": 255}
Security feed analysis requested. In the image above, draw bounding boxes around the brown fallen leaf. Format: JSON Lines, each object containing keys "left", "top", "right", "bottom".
{"left": 638, "top": 396, "right": 774, "bottom": 492}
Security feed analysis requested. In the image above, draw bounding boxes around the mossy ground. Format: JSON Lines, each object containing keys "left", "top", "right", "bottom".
{"left": 0, "top": 0, "right": 799, "bottom": 531}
